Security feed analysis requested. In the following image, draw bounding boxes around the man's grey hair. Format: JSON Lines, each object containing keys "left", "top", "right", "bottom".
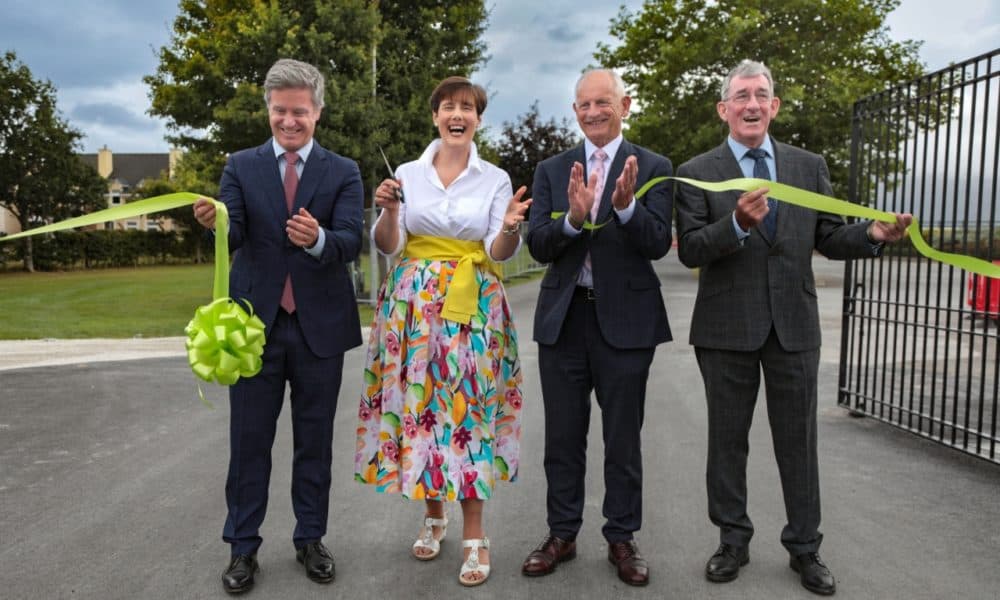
{"left": 264, "top": 59, "right": 325, "bottom": 109}
{"left": 720, "top": 60, "right": 774, "bottom": 101}
{"left": 575, "top": 68, "right": 627, "bottom": 100}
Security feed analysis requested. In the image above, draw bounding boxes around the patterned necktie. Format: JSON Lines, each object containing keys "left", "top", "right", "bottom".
{"left": 581, "top": 148, "right": 609, "bottom": 281}
{"left": 745, "top": 147, "right": 776, "bottom": 238}
{"left": 280, "top": 152, "right": 299, "bottom": 313}
{"left": 590, "top": 148, "right": 608, "bottom": 221}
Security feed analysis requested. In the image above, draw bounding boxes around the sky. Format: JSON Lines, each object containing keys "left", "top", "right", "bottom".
{"left": 1, "top": 0, "right": 997, "bottom": 154}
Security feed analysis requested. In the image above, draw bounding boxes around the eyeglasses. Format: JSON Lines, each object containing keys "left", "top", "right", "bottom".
{"left": 725, "top": 91, "right": 773, "bottom": 105}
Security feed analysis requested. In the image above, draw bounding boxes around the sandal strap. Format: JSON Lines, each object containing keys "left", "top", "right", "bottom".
{"left": 424, "top": 516, "right": 448, "bottom": 528}
{"left": 462, "top": 537, "right": 490, "bottom": 550}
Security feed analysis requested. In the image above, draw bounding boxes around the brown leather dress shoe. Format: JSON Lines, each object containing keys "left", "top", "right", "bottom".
{"left": 521, "top": 535, "right": 577, "bottom": 576}
{"left": 607, "top": 540, "right": 649, "bottom": 586}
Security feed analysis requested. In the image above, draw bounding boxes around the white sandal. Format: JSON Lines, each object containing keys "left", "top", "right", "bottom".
{"left": 459, "top": 537, "right": 491, "bottom": 586}
{"left": 411, "top": 515, "right": 448, "bottom": 560}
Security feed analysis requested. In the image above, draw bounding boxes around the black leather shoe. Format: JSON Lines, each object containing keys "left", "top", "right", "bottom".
{"left": 297, "top": 541, "right": 335, "bottom": 583}
{"left": 790, "top": 552, "right": 836, "bottom": 596}
{"left": 222, "top": 554, "right": 258, "bottom": 594}
{"left": 705, "top": 543, "right": 749, "bottom": 582}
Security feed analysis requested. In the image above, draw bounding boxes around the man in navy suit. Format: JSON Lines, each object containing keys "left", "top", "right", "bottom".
{"left": 521, "top": 68, "right": 673, "bottom": 587}
{"left": 194, "top": 58, "right": 364, "bottom": 594}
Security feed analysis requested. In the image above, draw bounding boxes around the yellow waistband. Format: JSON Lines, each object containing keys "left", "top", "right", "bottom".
{"left": 402, "top": 234, "right": 502, "bottom": 324}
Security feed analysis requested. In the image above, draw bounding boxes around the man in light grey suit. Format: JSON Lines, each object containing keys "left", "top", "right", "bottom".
{"left": 674, "top": 60, "right": 911, "bottom": 597}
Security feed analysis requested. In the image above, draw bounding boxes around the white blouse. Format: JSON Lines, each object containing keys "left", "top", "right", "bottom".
{"left": 372, "top": 139, "right": 521, "bottom": 262}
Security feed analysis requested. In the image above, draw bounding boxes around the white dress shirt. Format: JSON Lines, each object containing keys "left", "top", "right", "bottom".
{"left": 563, "top": 134, "right": 635, "bottom": 287}
{"left": 373, "top": 139, "right": 520, "bottom": 261}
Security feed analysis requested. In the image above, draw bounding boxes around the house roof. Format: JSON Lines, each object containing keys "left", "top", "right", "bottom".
{"left": 79, "top": 153, "right": 171, "bottom": 188}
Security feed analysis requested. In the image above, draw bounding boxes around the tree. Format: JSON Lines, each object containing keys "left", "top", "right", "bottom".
{"left": 145, "top": 0, "right": 490, "bottom": 199}
{"left": 371, "top": 1, "right": 489, "bottom": 179}
{"left": 133, "top": 152, "right": 221, "bottom": 264}
{"left": 596, "top": 0, "right": 925, "bottom": 197}
{"left": 0, "top": 51, "right": 107, "bottom": 271}
{"left": 495, "top": 101, "right": 579, "bottom": 191}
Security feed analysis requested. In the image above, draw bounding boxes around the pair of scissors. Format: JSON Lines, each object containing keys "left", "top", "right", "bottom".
{"left": 378, "top": 146, "right": 404, "bottom": 203}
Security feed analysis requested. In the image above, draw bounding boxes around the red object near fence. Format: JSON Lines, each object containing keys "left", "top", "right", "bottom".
{"left": 967, "top": 261, "right": 1000, "bottom": 317}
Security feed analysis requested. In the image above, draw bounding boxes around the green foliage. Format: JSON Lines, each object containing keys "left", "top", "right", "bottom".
{"left": 0, "top": 51, "right": 108, "bottom": 270}
{"left": 145, "top": 0, "right": 489, "bottom": 199}
{"left": 13, "top": 229, "right": 209, "bottom": 271}
{"left": 596, "top": 0, "right": 926, "bottom": 197}
{"left": 495, "top": 101, "right": 579, "bottom": 192}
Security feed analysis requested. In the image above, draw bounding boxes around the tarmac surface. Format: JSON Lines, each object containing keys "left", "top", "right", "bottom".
{"left": 1, "top": 252, "right": 998, "bottom": 600}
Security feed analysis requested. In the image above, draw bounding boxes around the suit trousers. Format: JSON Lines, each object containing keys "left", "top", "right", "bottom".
{"left": 223, "top": 309, "right": 344, "bottom": 556}
{"left": 695, "top": 327, "right": 823, "bottom": 556}
{"left": 538, "top": 289, "right": 655, "bottom": 543}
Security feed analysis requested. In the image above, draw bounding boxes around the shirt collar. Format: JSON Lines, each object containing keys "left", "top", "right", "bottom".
{"left": 584, "top": 134, "right": 623, "bottom": 164}
{"left": 727, "top": 134, "right": 774, "bottom": 160}
{"left": 272, "top": 138, "right": 314, "bottom": 163}
{"left": 418, "top": 138, "right": 484, "bottom": 174}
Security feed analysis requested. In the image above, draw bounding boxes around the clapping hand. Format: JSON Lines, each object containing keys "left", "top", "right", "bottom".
{"left": 502, "top": 186, "right": 531, "bottom": 234}
{"left": 566, "top": 161, "right": 599, "bottom": 228}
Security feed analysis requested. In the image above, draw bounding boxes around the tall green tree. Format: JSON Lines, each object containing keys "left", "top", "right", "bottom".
{"left": 145, "top": 0, "right": 489, "bottom": 199}
{"left": 0, "top": 51, "right": 107, "bottom": 271}
{"left": 496, "top": 101, "right": 579, "bottom": 191}
{"left": 596, "top": 0, "right": 925, "bottom": 197}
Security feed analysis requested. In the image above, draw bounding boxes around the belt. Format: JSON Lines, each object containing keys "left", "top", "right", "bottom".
{"left": 573, "top": 286, "right": 597, "bottom": 301}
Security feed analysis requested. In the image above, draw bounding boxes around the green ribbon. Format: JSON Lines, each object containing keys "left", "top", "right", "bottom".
{"left": 558, "top": 176, "right": 1000, "bottom": 279}
{"left": 1, "top": 192, "right": 266, "bottom": 386}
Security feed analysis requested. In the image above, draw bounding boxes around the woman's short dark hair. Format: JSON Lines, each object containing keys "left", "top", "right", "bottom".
{"left": 429, "top": 76, "right": 487, "bottom": 116}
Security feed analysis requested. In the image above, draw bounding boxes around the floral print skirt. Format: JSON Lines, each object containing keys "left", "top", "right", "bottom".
{"left": 354, "top": 256, "right": 522, "bottom": 501}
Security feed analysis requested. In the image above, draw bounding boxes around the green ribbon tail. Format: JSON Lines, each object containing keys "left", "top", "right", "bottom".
{"left": 640, "top": 176, "right": 1000, "bottom": 279}
{"left": 212, "top": 202, "right": 229, "bottom": 300}
{"left": 0, "top": 191, "right": 268, "bottom": 387}
{"left": 0, "top": 192, "right": 203, "bottom": 241}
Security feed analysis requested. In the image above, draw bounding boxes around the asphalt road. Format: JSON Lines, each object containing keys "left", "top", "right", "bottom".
{"left": 2, "top": 253, "right": 998, "bottom": 600}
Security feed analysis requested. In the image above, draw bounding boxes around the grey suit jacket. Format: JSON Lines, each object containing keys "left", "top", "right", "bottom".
{"left": 526, "top": 140, "right": 673, "bottom": 349}
{"left": 675, "top": 139, "right": 876, "bottom": 353}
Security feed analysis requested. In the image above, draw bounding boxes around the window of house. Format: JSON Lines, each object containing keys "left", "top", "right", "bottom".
{"left": 111, "top": 195, "right": 122, "bottom": 205}
{"left": 126, "top": 221, "right": 138, "bottom": 230}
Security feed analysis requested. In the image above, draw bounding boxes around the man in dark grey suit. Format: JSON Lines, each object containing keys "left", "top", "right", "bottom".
{"left": 674, "top": 60, "right": 910, "bottom": 596}
{"left": 521, "top": 68, "right": 673, "bottom": 587}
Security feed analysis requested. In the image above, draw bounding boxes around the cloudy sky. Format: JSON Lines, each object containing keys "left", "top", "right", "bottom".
{"left": 1, "top": 0, "right": 997, "bottom": 154}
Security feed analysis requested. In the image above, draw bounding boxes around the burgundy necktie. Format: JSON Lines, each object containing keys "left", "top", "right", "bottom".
{"left": 280, "top": 152, "right": 299, "bottom": 313}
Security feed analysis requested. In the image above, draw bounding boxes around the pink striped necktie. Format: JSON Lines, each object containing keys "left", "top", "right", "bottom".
{"left": 590, "top": 148, "right": 608, "bottom": 221}
{"left": 582, "top": 148, "right": 608, "bottom": 279}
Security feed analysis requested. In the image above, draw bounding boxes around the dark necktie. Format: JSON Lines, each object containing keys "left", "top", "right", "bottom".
{"left": 745, "top": 147, "right": 776, "bottom": 238}
{"left": 280, "top": 152, "right": 299, "bottom": 313}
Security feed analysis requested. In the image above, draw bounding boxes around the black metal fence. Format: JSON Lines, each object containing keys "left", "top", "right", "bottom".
{"left": 839, "top": 48, "right": 1000, "bottom": 464}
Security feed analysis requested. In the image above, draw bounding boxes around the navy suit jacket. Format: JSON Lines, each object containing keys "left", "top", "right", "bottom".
{"left": 526, "top": 140, "right": 673, "bottom": 349}
{"left": 219, "top": 139, "right": 365, "bottom": 358}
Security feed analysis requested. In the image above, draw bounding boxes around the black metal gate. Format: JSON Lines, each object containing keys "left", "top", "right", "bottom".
{"left": 839, "top": 48, "right": 1000, "bottom": 463}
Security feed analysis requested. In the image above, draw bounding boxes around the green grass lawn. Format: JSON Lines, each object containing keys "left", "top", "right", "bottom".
{"left": 0, "top": 265, "right": 375, "bottom": 339}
